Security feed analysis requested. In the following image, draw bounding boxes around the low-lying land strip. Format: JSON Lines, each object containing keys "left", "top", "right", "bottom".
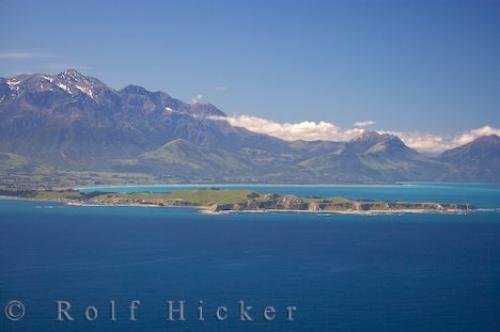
{"left": 0, "top": 188, "right": 474, "bottom": 214}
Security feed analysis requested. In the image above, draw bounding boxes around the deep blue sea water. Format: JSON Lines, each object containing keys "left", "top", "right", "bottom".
{"left": 1, "top": 184, "right": 500, "bottom": 331}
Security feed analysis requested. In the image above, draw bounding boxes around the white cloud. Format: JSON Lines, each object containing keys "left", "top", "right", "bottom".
{"left": 353, "top": 120, "right": 375, "bottom": 127}
{"left": 211, "top": 114, "right": 499, "bottom": 153}
{"left": 0, "top": 52, "right": 53, "bottom": 59}
{"left": 379, "top": 131, "right": 454, "bottom": 153}
{"left": 211, "top": 115, "right": 364, "bottom": 141}
{"left": 191, "top": 94, "right": 203, "bottom": 103}
{"left": 382, "top": 126, "right": 500, "bottom": 153}
{"left": 215, "top": 86, "right": 227, "bottom": 92}
{"left": 451, "top": 126, "right": 500, "bottom": 146}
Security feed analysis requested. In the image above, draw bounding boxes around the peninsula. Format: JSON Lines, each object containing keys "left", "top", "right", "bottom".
{"left": 0, "top": 188, "right": 474, "bottom": 214}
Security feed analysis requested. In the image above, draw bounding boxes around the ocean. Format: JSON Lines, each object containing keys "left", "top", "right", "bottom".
{"left": 1, "top": 184, "right": 500, "bottom": 331}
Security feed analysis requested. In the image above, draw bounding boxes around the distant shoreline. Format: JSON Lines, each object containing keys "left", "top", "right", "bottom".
{"left": 0, "top": 195, "right": 478, "bottom": 216}
{"left": 0, "top": 188, "right": 477, "bottom": 216}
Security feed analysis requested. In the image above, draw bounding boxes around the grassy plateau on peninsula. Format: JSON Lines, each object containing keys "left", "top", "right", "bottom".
{"left": 0, "top": 188, "right": 474, "bottom": 214}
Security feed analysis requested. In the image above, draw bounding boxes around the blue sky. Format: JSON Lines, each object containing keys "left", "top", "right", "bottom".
{"left": 0, "top": 0, "right": 499, "bottom": 144}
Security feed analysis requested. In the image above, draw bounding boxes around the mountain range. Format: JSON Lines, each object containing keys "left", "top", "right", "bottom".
{"left": 0, "top": 69, "right": 498, "bottom": 188}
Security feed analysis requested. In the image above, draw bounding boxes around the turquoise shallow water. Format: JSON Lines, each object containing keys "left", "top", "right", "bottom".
{"left": 1, "top": 184, "right": 500, "bottom": 331}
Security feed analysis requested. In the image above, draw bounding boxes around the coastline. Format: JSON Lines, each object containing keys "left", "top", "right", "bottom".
{"left": 198, "top": 207, "right": 474, "bottom": 216}
{"left": 0, "top": 194, "right": 480, "bottom": 216}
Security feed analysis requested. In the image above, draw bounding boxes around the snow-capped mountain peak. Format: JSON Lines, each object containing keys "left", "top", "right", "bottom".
{"left": 0, "top": 70, "right": 115, "bottom": 103}
{"left": 54, "top": 69, "right": 98, "bottom": 98}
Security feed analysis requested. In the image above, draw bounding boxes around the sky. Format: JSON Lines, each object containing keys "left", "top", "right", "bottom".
{"left": 0, "top": 0, "right": 499, "bottom": 152}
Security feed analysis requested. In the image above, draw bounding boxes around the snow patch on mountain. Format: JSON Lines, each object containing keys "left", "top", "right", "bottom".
{"left": 75, "top": 84, "right": 95, "bottom": 99}
{"left": 6, "top": 79, "right": 20, "bottom": 92}
{"left": 56, "top": 82, "right": 73, "bottom": 94}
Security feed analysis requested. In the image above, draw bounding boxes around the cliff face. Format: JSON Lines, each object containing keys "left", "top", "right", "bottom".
{"left": 209, "top": 194, "right": 308, "bottom": 212}
{"left": 207, "top": 194, "right": 472, "bottom": 213}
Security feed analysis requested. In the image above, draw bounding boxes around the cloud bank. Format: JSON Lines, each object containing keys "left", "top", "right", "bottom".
{"left": 382, "top": 126, "right": 500, "bottom": 153}
{"left": 219, "top": 115, "right": 364, "bottom": 141}
{"left": 212, "top": 115, "right": 499, "bottom": 153}
{"left": 353, "top": 120, "right": 375, "bottom": 128}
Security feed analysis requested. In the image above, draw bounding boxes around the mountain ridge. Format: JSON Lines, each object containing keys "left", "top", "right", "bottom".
{"left": 0, "top": 70, "right": 498, "bottom": 187}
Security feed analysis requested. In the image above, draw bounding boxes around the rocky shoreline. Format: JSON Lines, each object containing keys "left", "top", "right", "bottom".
{"left": 0, "top": 188, "right": 475, "bottom": 215}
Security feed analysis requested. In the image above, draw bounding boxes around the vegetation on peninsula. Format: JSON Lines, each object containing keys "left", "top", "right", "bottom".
{"left": 0, "top": 188, "right": 474, "bottom": 214}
